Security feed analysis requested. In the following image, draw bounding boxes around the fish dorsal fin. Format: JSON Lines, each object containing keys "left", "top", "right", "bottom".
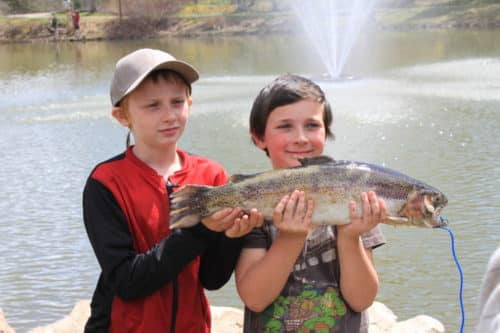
{"left": 229, "top": 173, "right": 254, "bottom": 183}
{"left": 298, "top": 155, "right": 335, "bottom": 166}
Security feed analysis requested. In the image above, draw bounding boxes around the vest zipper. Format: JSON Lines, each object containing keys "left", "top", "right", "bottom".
{"left": 170, "top": 277, "right": 178, "bottom": 333}
{"left": 167, "top": 179, "right": 179, "bottom": 333}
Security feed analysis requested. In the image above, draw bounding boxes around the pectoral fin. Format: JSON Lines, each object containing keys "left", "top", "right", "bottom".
{"left": 383, "top": 216, "right": 409, "bottom": 226}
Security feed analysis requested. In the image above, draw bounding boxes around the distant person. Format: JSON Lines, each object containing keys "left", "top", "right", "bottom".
{"left": 235, "top": 74, "right": 387, "bottom": 333}
{"left": 72, "top": 10, "right": 80, "bottom": 37}
{"left": 49, "top": 13, "right": 58, "bottom": 35}
{"left": 476, "top": 246, "right": 500, "bottom": 333}
{"left": 82, "top": 48, "right": 263, "bottom": 332}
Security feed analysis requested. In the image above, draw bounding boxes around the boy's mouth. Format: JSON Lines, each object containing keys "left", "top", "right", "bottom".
{"left": 159, "top": 127, "right": 179, "bottom": 135}
{"left": 288, "top": 151, "right": 314, "bottom": 158}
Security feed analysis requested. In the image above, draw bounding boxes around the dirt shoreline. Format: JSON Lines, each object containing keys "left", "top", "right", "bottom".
{"left": 1, "top": 7, "right": 500, "bottom": 44}
{"left": 1, "top": 12, "right": 297, "bottom": 44}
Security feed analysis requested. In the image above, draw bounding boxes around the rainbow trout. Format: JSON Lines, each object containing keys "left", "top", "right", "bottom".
{"left": 169, "top": 156, "right": 448, "bottom": 229}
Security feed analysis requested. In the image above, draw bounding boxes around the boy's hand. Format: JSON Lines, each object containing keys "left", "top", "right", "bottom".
{"left": 225, "top": 208, "right": 264, "bottom": 238}
{"left": 338, "top": 191, "right": 387, "bottom": 238}
{"left": 201, "top": 208, "right": 264, "bottom": 238}
{"left": 201, "top": 208, "right": 243, "bottom": 232}
{"left": 273, "top": 190, "right": 314, "bottom": 237}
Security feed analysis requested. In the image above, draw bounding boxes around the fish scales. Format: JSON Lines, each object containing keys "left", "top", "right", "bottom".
{"left": 169, "top": 156, "right": 448, "bottom": 229}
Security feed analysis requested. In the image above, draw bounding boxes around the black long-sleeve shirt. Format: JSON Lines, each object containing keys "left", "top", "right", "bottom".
{"left": 83, "top": 148, "right": 242, "bottom": 332}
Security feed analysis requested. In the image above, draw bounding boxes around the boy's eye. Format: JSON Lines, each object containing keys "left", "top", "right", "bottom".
{"left": 276, "top": 124, "right": 291, "bottom": 129}
{"left": 306, "top": 122, "right": 321, "bottom": 129}
{"left": 147, "top": 102, "right": 160, "bottom": 108}
{"left": 172, "top": 98, "right": 185, "bottom": 105}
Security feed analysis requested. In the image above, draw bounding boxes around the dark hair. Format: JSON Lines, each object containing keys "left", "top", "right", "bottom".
{"left": 249, "top": 74, "right": 334, "bottom": 150}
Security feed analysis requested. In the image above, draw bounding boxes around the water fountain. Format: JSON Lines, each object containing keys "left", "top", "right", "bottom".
{"left": 292, "top": 0, "right": 377, "bottom": 80}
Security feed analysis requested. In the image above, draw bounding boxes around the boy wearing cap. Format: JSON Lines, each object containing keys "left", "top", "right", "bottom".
{"left": 83, "top": 48, "right": 262, "bottom": 332}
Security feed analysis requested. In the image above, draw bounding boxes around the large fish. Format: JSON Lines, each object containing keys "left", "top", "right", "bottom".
{"left": 169, "top": 156, "right": 448, "bottom": 229}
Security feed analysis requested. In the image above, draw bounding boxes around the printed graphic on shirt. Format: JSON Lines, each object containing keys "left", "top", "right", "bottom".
{"left": 256, "top": 284, "right": 346, "bottom": 332}
{"left": 246, "top": 226, "right": 364, "bottom": 332}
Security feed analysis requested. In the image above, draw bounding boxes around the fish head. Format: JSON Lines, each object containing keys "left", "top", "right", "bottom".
{"left": 399, "top": 188, "right": 448, "bottom": 228}
{"left": 423, "top": 190, "right": 448, "bottom": 224}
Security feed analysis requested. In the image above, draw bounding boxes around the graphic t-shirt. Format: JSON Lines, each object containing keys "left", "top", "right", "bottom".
{"left": 242, "top": 224, "right": 385, "bottom": 333}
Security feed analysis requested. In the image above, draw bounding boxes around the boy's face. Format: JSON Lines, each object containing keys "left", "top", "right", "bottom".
{"left": 113, "top": 76, "right": 191, "bottom": 152}
{"left": 253, "top": 99, "right": 326, "bottom": 169}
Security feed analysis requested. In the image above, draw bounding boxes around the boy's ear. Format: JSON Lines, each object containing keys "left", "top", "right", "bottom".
{"left": 251, "top": 132, "right": 267, "bottom": 150}
{"left": 112, "top": 107, "right": 130, "bottom": 127}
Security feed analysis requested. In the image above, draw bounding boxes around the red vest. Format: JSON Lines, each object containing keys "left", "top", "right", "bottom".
{"left": 93, "top": 148, "right": 228, "bottom": 332}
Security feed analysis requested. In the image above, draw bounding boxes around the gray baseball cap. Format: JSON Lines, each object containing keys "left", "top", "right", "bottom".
{"left": 110, "top": 48, "right": 199, "bottom": 106}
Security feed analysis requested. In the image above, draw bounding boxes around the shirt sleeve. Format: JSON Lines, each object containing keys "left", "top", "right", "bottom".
{"left": 198, "top": 164, "right": 246, "bottom": 290}
{"left": 242, "top": 225, "right": 269, "bottom": 249}
{"left": 361, "top": 225, "right": 386, "bottom": 250}
{"left": 83, "top": 177, "right": 215, "bottom": 300}
{"left": 199, "top": 235, "right": 244, "bottom": 290}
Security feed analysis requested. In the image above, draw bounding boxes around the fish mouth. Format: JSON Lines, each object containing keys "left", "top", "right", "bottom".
{"left": 431, "top": 207, "right": 448, "bottom": 227}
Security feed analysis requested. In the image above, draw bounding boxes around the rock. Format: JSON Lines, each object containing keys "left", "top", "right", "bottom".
{"left": 366, "top": 303, "right": 444, "bottom": 333}
{"left": 390, "top": 315, "right": 445, "bottom": 333}
{"left": 210, "top": 306, "right": 244, "bottom": 333}
{"left": 0, "top": 308, "right": 15, "bottom": 333}
{"left": 27, "top": 300, "right": 90, "bottom": 333}
{"left": 3, "top": 300, "right": 445, "bottom": 333}
{"left": 367, "top": 301, "right": 397, "bottom": 333}
{"left": 210, "top": 302, "right": 445, "bottom": 333}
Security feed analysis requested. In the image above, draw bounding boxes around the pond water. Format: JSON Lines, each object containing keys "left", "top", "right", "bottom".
{"left": 0, "top": 30, "right": 499, "bottom": 332}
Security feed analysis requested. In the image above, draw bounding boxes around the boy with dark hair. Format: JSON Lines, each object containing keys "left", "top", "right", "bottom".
{"left": 236, "top": 74, "right": 386, "bottom": 333}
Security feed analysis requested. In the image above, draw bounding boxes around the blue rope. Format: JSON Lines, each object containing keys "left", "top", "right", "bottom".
{"left": 436, "top": 217, "right": 465, "bottom": 333}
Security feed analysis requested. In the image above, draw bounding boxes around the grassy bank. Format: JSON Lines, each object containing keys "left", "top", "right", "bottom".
{"left": 1, "top": 2, "right": 500, "bottom": 43}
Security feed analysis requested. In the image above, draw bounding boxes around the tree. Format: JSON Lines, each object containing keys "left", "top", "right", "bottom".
{"left": 4, "top": 0, "right": 31, "bottom": 12}
{"left": 89, "top": 0, "right": 97, "bottom": 12}
{"left": 118, "top": 0, "right": 122, "bottom": 21}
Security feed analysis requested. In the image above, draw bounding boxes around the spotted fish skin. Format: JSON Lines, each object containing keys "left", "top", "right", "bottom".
{"left": 169, "top": 156, "right": 448, "bottom": 229}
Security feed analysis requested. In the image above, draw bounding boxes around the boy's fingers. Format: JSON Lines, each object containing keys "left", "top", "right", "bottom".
{"left": 226, "top": 212, "right": 262, "bottom": 238}
{"left": 379, "top": 199, "right": 387, "bottom": 222}
{"left": 248, "top": 209, "right": 263, "bottom": 228}
{"left": 361, "top": 192, "right": 371, "bottom": 219}
{"left": 211, "top": 207, "right": 233, "bottom": 220}
{"left": 368, "top": 191, "right": 380, "bottom": 218}
{"left": 225, "top": 220, "right": 241, "bottom": 238}
{"left": 273, "top": 195, "right": 289, "bottom": 225}
{"left": 294, "top": 191, "right": 305, "bottom": 220}
{"left": 217, "top": 208, "right": 241, "bottom": 226}
{"left": 349, "top": 201, "right": 359, "bottom": 221}
{"left": 304, "top": 199, "right": 314, "bottom": 223}
{"left": 283, "top": 191, "right": 298, "bottom": 221}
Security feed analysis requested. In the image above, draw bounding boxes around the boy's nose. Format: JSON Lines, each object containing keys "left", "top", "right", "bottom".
{"left": 161, "top": 108, "right": 177, "bottom": 121}
{"left": 295, "top": 129, "right": 308, "bottom": 143}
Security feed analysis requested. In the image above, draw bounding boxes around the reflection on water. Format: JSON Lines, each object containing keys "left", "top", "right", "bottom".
{"left": 0, "top": 31, "right": 499, "bottom": 332}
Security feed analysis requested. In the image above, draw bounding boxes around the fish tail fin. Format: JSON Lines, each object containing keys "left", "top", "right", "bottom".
{"left": 169, "top": 185, "right": 212, "bottom": 229}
